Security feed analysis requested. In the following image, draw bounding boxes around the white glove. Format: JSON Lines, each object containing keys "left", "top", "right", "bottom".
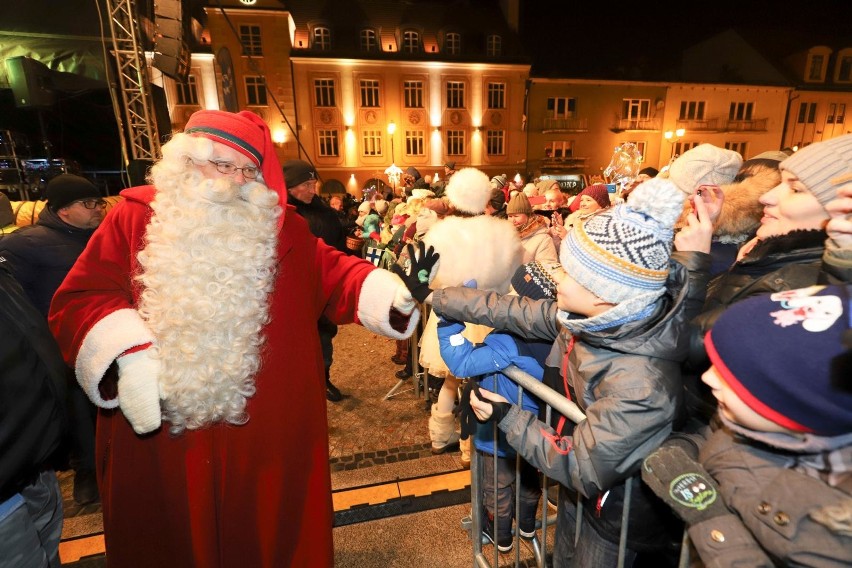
{"left": 116, "top": 349, "right": 163, "bottom": 434}
{"left": 392, "top": 284, "right": 416, "bottom": 314}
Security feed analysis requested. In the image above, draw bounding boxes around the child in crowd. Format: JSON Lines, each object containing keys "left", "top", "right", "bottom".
{"left": 437, "top": 262, "right": 558, "bottom": 552}
{"left": 416, "top": 178, "right": 711, "bottom": 566}
{"left": 643, "top": 284, "right": 852, "bottom": 566}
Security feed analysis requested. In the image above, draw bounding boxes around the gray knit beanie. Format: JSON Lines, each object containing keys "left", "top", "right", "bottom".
{"left": 779, "top": 134, "right": 852, "bottom": 206}
{"left": 668, "top": 143, "right": 742, "bottom": 194}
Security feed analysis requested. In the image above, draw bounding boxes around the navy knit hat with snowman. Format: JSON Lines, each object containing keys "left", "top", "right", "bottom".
{"left": 706, "top": 285, "right": 852, "bottom": 436}
{"left": 559, "top": 177, "right": 685, "bottom": 307}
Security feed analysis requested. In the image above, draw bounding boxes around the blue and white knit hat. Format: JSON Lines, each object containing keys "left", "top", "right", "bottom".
{"left": 559, "top": 178, "right": 685, "bottom": 305}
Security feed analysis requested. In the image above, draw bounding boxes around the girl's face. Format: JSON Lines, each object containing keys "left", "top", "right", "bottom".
{"left": 756, "top": 170, "right": 828, "bottom": 239}
{"left": 700, "top": 365, "right": 790, "bottom": 433}
{"left": 508, "top": 213, "right": 529, "bottom": 229}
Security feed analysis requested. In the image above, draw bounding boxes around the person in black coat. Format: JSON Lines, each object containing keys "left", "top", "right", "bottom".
{"left": 0, "top": 263, "right": 68, "bottom": 567}
{"left": 0, "top": 173, "right": 105, "bottom": 506}
{"left": 283, "top": 160, "right": 348, "bottom": 402}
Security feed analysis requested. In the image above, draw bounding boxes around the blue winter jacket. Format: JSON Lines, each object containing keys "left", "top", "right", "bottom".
{"left": 437, "top": 319, "right": 548, "bottom": 457}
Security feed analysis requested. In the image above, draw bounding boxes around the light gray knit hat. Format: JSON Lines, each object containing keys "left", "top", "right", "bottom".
{"left": 668, "top": 143, "right": 742, "bottom": 194}
{"left": 779, "top": 134, "right": 852, "bottom": 206}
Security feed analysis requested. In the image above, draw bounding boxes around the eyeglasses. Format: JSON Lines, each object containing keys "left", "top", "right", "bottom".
{"left": 76, "top": 199, "right": 108, "bottom": 210}
{"left": 208, "top": 160, "right": 260, "bottom": 180}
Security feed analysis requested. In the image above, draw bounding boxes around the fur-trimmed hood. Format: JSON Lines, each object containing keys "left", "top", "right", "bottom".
{"left": 423, "top": 215, "right": 521, "bottom": 293}
{"left": 715, "top": 163, "right": 780, "bottom": 239}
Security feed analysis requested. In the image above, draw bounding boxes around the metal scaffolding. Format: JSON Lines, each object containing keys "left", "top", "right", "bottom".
{"left": 104, "top": 0, "right": 160, "bottom": 163}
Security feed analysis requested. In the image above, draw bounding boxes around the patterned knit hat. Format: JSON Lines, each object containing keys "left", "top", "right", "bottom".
{"left": 706, "top": 285, "right": 852, "bottom": 436}
{"left": 668, "top": 143, "right": 742, "bottom": 195}
{"left": 510, "top": 261, "right": 560, "bottom": 300}
{"left": 779, "top": 134, "right": 852, "bottom": 206}
{"left": 560, "top": 178, "right": 685, "bottom": 305}
{"left": 184, "top": 110, "right": 287, "bottom": 210}
{"left": 506, "top": 192, "right": 533, "bottom": 216}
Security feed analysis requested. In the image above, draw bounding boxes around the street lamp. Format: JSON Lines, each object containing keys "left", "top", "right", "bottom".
{"left": 387, "top": 120, "right": 396, "bottom": 163}
{"left": 664, "top": 128, "right": 686, "bottom": 159}
{"left": 385, "top": 121, "right": 401, "bottom": 195}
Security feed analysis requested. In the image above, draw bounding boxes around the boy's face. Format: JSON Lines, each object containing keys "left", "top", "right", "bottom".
{"left": 701, "top": 365, "right": 790, "bottom": 433}
{"left": 556, "top": 272, "right": 610, "bottom": 316}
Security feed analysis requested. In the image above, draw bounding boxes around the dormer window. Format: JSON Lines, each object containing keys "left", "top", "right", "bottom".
{"left": 808, "top": 54, "right": 824, "bottom": 81}
{"left": 402, "top": 30, "right": 420, "bottom": 54}
{"left": 313, "top": 27, "right": 331, "bottom": 50}
{"left": 837, "top": 52, "right": 852, "bottom": 83}
{"left": 445, "top": 32, "right": 460, "bottom": 55}
{"left": 486, "top": 34, "right": 502, "bottom": 57}
{"left": 360, "top": 29, "right": 377, "bottom": 52}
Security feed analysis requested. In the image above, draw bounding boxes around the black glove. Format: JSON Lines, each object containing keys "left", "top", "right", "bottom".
{"left": 390, "top": 241, "right": 439, "bottom": 303}
{"left": 457, "top": 380, "right": 480, "bottom": 440}
{"left": 641, "top": 444, "right": 728, "bottom": 526}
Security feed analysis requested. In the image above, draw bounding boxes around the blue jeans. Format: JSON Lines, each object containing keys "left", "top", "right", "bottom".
{"left": 0, "top": 470, "right": 63, "bottom": 568}
{"left": 553, "top": 485, "right": 637, "bottom": 568}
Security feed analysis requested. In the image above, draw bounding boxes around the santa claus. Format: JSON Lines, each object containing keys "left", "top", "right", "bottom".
{"left": 48, "top": 110, "right": 421, "bottom": 567}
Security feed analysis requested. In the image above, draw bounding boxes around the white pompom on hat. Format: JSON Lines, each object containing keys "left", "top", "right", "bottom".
{"left": 444, "top": 167, "right": 492, "bottom": 215}
{"left": 668, "top": 143, "right": 743, "bottom": 194}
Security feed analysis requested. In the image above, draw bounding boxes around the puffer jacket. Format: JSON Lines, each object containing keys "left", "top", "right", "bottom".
{"left": 432, "top": 254, "right": 710, "bottom": 551}
{"left": 436, "top": 319, "right": 549, "bottom": 457}
{"left": 0, "top": 206, "right": 98, "bottom": 317}
{"left": 691, "top": 424, "right": 852, "bottom": 567}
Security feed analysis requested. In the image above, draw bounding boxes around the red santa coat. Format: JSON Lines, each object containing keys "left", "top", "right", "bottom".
{"left": 49, "top": 187, "right": 417, "bottom": 568}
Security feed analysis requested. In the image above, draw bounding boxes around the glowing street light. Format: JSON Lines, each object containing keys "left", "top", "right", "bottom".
{"left": 664, "top": 128, "right": 686, "bottom": 159}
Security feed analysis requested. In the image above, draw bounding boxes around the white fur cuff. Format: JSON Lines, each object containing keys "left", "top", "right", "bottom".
{"left": 357, "top": 269, "right": 421, "bottom": 339}
{"left": 75, "top": 308, "right": 157, "bottom": 408}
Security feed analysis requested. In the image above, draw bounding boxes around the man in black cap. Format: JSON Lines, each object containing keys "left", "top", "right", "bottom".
{"left": 0, "top": 173, "right": 106, "bottom": 505}
{"left": 282, "top": 159, "right": 348, "bottom": 402}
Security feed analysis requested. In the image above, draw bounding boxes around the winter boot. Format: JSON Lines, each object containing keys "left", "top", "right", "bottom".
{"left": 459, "top": 436, "right": 471, "bottom": 469}
{"left": 429, "top": 404, "right": 460, "bottom": 454}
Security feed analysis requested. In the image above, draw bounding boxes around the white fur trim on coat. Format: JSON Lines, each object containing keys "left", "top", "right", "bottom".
{"left": 357, "top": 269, "right": 421, "bottom": 339}
{"left": 75, "top": 308, "right": 156, "bottom": 408}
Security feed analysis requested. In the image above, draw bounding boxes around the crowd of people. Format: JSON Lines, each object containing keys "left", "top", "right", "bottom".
{"left": 0, "top": 107, "right": 850, "bottom": 568}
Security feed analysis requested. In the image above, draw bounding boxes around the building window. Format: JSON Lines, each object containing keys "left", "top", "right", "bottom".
{"left": 679, "top": 101, "right": 706, "bottom": 120}
{"left": 839, "top": 56, "right": 852, "bottom": 82}
{"left": 623, "top": 99, "right": 651, "bottom": 120}
{"left": 239, "top": 25, "right": 262, "bottom": 56}
{"left": 447, "top": 81, "right": 465, "bottom": 109}
{"left": 675, "top": 141, "right": 699, "bottom": 156}
{"left": 361, "top": 129, "right": 383, "bottom": 157}
{"left": 797, "top": 102, "right": 817, "bottom": 124}
{"left": 360, "top": 29, "right": 377, "bottom": 52}
{"left": 402, "top": 30, "right": 420, "bottom": 54}
{"left": 808, "top": 54, "right": 824, "bottom": 81}
{"left": 359, "top": 79, "right": 380, "bottom": 108}
{"left": 729, "top": 102, "right": 754, "bottom": 121}
{"left": 725, "top": 141, "right": 747, "bottom": 156}
{"left": 403, "top": 80, "right": 424, "bottom": 108}
{"left": 485, "top": 130, "right": 504, "bottom": 156}
{"left": 826, "top": 103, "right": 846, "bottom": 124}
{"left": 313, "top": 27, "right": 331, "bottom": 50}
{"left": 446, "top": 130, "right": 465, "bottom": 156}
{"left": 318, "top": 129, "right": 339, "bottom": 157}
{"left": 547, "top": 97, "right": 575, "bottom": 118}
{"left": 487, "top": 82, "right": 505, "bottom": 109}
{"left": 405, "top": 130, "right": 425, "bottom": 156}
{"left": 546, "top": 141, "right": 573, "bottom": 159}
{"left": 314, "top": 79, "right": 336, "bottom": 107}
{"left": 445, "top": 32, "right": 460, "bottom": 55}
{"left": 486, "top": 34, "right": 502, "bottom": 57}
{"left": 176, "top": 75, "right": 198, "bottom": 105}
{"left": 245, "top": 76, "right": 267, "bottom": 106}
{"left": 621, "top": 141, "right": 647, "bottom": 162}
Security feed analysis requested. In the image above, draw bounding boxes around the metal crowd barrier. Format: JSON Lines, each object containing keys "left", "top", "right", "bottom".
{"left": 465, "top": 365, "right": 691, "bottom": 568}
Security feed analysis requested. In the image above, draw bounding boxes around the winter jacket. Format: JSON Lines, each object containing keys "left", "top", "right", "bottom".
{"left": 289, "top": 194, "right": 347, "bottom": 253}
{"left": 436, "top": 319, "right": 549, "bottom": 457}
{"left": 690, "top": 421, "right": 852, "bottom": 567}
{"left": 432, "top": 253, "right": 711, "bottom": 551}
{"left": 517, "top": 215, "right": 559, "bottom": 266}
{"left": 0, "top": 206, "right": 98, "bottom": 317}
{"left": 0, "top": 264, "right": 67, "bottom": 503}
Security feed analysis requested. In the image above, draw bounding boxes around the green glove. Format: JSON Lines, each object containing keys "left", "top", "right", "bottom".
{"left": 641, "top": 444, "right": 728, "bottom": 526}
{"left": 390, "top": 241, "right": 439, "bottom": 303}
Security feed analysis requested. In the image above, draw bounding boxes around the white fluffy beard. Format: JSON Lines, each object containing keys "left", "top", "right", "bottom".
{"left": 136, "top": 163, "right": 281, "bottom": 434}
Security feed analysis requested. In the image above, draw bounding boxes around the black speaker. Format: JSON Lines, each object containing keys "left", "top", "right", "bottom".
{"left": 127, "top": 159, "right": 155, "bottom": 186}
{"left": 152, "top": 0, "right": 189, "bottom": 82}
{"left": 149, "top": 84, "right": 172, "bottom": 143}
{"left": 5, "top": 56, "right": 56, "bottom": 108}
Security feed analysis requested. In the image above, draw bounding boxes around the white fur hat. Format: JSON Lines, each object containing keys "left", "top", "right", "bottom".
{"left": 411, "top": 188, "right": 435, "bottom": 200}
{"left": 668, "top": 143, "right": 742, "bottom": 194}
{"left": 444, "top": 167, "right": 492, "bottom": 215}
{"left": 424, "top": 215, "right": 522, "bottom": 293}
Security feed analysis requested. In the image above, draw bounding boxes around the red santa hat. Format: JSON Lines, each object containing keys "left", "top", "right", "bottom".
{"left": 184, "top": 110, "right": 287, "bottom": 211}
